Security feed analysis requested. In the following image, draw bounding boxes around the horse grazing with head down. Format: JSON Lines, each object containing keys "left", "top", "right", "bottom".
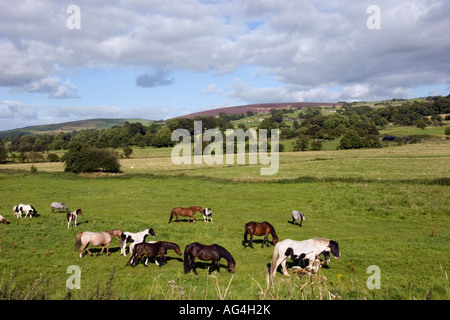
{"left": 75, "top": 229, "right": 122, "bottom": 258}
{"left": 51, "top": 202, "right": 70, "bottom": 214}
{"left": 291, "top": 210, "right": 305, "bottom": 227}
{"left": 270, "top": 238, "right": 340, "bottom": 277}
{"left": 243, "top": 221, "right": 278, "bottom": 249}
{"left": 13, "top": 204, "right": 36, "bottom": 218}
{"left": 127, "top": 241, "right": 182, "bottom": 267}
{"left": 168, "top": 206, "right": 202, "bottom": 224}
{"left": 184, "top": 242, "right": 236, "bottom": 275}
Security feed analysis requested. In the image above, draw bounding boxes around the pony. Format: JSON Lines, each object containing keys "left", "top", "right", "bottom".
{"left": 183, "top": 242, "right": 236, "bottom": 275}
{"left": 67, "top": 209, "right": 82, "bottom": 229}
{"left": 51, "top": 202, "right": 70, "bottom": 214}
{"left": 243, "top": 221, "right": 278, "bottom": 249}
{"left": 119, "top": 228, "right": 156, "bottom": 256}
{"left": 127, "top": 241, "right": 182, "bottom": 267}
{"left": 168, "top": 206, "right": 202, "bottom": 224}
{"left": 270, "top": 238, "right": 340, "bottom": 277}
{"left": 75, "top": 229, "right": 122, "bottom": 258}
{"left": 0, "top": 215, "right": 10, "bottom": 225}
{"left": 13, "top": 204, "right": 36, "bottom": 218}
{"left": 291, "top": 210, "right": 305, "bottom": 227}
{"left": 202, "top": 208, "right": 213, "bottom": 223}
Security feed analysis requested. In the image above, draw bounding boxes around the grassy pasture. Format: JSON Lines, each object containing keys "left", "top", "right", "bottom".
{"left": 0, "top": 141, "right": 449, "bottom": 300}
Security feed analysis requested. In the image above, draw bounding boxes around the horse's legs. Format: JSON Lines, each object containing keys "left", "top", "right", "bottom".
{"left": 262, "top": 235, "right": 268, "bottom": 248}
{"left": 249, "top": 235, "right": 254, "bottom": 249}
{"left": 141, "top": 255, "right": 148, "bottom": 267}
{"left": 280, "top": 258, "right": 290, "bottom": 276}
{"left": 97, "top": 245, "right": 105, "bottom": 256}
{"left": 191, "top": 258, "right": 198, "bottom": 275}
{"left": 82, "top": 243, "right": 93, "bottom": 257}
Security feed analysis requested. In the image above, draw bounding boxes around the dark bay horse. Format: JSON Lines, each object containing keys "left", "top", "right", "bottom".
{"left": 168, "top": 206, "right": 202, "bottom": 224}
{"left": 243, "top": 221, "right": 278, "bottom": 249}
{"left": 184, "top": 242, "right": 236, "bottom": 275}
{"left": 127, "top": 241, "right": 182, "bottom": 267}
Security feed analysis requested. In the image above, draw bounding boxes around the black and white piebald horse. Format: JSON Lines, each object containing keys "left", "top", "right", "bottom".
{"left": 51, "top": 202, "right": 70, "bottom": 214}
{"left": 270, "top": 238, "right": 340, "bottom": 277}
{"left": 67, "top": 209, "right": 83, "bottom": 228}
{"left": 291, "top": 210, "right": 305, "bottom": 227}
{"left": 119, "top": 228, "right": 156, "bottom": 256}
{"left": 13, "top": 204, "right": 37, "bottom": 218}
{"left": 202, "top": 208, "right": 213, "bottom": 223}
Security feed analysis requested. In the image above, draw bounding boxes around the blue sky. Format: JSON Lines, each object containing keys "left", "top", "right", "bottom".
{"left": 1, "top": 0, "right": 449, "bottom": 131}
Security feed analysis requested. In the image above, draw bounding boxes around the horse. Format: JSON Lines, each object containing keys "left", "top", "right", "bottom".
{"left": 291, "top": 210, "right": 305, "bottom": 227}
{"left": 13, "top": 204, "right": 36, "bottom": 218}
{"left": 183, "top": 242, "right": 236, "bottom": 275}
{"left": 67, "top": 209, "right": 82, "bottom": 229}
{"left": 119, "top": 228, "right": 156, "bottom": 256}
{"left": 202, "top": 208, "right": 213, "bottom": 223}
{"left": 168, "top": 206, "right": 202, "bottom": 224}
{"left": 243, "top": 221, "right": 278, "bottom": 249}
{"left": 0, "top": 215, "right": 10, "bottom": 225}
{"left": 75, "top": 229, "right": 122, "bottom": 258}
{"left": 270, "top": 238, "right": 340, "bottom": 277}
{"left": 51, "top": 202, "right": 70, "bottom": 214}
{"left": 127, "top": 241, "right": 182, "bottom": 267}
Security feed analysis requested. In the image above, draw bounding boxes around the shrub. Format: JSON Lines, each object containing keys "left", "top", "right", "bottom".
{"left": 63, "top": 143, "right": 121, "bottom": 173}
{"left": 339, "top": 130, "right": 364, "bottom": 149}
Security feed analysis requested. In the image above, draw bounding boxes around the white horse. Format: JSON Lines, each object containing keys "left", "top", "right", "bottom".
{"left": 291, "top": 210, "right": 305, "bottom": 227}
{"left": 13, "top": 204, "right": 36, "bottom": 218}
{"left": 51, "top": 202, "right": 70, "bottom": 214}
{"left": 119, "top": 228, "right": 156, "bottom": 256}
{"left": 202, "top": 208, "right": 213, "bottom": 223}
{"left": 67, "top": 209, "right": 83, "bottom": 229}
{"left": 270, "top": 238, "right": 340, "bottom": 277}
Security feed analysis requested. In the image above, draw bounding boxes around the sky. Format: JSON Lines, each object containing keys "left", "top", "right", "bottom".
{"left": 0, "top": 0, "right": 449, "bottom": 131}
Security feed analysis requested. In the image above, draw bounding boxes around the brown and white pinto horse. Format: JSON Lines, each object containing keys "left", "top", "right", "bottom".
{"left": 243, "top": 221, "right": 278, "bottom": 248}
{"left": 75, "top": 229, "right": 122, "bottom": 258}
{"left": 67, "top": 209, "right": 82, "bottom": 229}
{"left": 168, "top": 206, "right": 202, "bottom": 224}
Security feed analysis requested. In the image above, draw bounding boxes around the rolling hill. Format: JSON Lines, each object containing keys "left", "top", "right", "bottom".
{"left": 0, "top": 118, "right": 154, "bottom": 138}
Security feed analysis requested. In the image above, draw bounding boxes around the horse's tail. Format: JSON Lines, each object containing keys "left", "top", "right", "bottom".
{"left": 168, "top": 209, "right": 174, "bottom": 223}
{"left": 270, "top": 242, "right": 281, "bottom": 277}
{"left": 75, "top": 233, "right": 82, "bottom": 251}
{"left": 243, "top": 223, "right": 249, "bottom": 241}
{"left": 183, "top": 245, "right": 191, "bottom": 273}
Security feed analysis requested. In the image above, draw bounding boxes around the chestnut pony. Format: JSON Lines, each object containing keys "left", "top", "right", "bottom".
{"left": 168, "top": 206, "right": 202, "bottom": 224}
{"left": 243, "top": 221, "right": 278, "bottom": 249}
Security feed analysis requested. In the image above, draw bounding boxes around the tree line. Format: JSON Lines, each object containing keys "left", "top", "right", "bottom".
{"left": 1, "top": 95, "right": 449, "bottom": 169}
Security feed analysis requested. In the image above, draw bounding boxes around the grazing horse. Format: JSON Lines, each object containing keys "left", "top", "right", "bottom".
{"left": 127, "top": 241, "right": 182, "bottom": 267}
{"left": 168, "top": 206, "right": 202, "bottom": 224}
{"left": 0, "top": 215, "right": 10, "bottom": 225}
{"left": 75, "top": 229, "right": 122, "bottom": 258}
{"left": 202, "top": 208, "right": 213, "bottom": 223}
{"left": 243, "top": 221, "right": 278, "bottom": 249}
{"left": 119, "top": 228, "right": 156, "bottom": 256}
{"left": 67, "top": 209, "right": 82, "bottom": 229}
{"left": 51, "top": 202, "right": 70, "bottom": 214}
{"left": 13, "top": 204, "right": 36, "bottom": 218}
{"left": 183, "top": 242, "right": 236, "bottom": 275}
{"left": 291, "top": 210, "right": 305, "bottom": 227}
{"left": 270, "top": 238, "right": 340, "bottom": 277}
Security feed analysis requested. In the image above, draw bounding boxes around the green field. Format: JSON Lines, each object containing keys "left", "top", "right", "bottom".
{"left": 0, "top": 140, "right": 449, "bottom": 300}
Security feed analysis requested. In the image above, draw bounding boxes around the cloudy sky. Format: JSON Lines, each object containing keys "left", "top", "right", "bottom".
{"left": 0, "top": 0, "right": 449, "bottom": 131}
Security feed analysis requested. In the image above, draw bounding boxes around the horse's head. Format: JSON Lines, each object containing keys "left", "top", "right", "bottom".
{"left": 76, "top": 209, "right": 83, "bottom": 215}
{"left": 227, "top": 260, "right": 236, "bottom": 273}
{"left": 328, "top": 240, "right": 340, "bottom": 259}
{"left": 148, "top": 228, "right": 156, "bottom": 237}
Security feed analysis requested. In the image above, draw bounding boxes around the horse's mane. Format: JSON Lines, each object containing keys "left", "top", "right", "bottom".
{"left": 215, "top": 245, "right": 235, "bottom": 264}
